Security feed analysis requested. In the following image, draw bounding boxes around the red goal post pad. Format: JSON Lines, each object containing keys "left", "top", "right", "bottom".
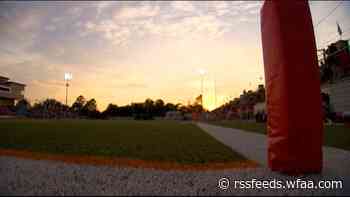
{"left": 260, "top": 0, "right": 323, "bottom": 174}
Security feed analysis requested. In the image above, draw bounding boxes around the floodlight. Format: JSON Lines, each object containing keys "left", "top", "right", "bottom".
{"left": 198, "top": 68, "right": 207, "bottom": 75}
{"left": 64, "top": 72, "right": 72, "bottom": 105}
{"left": 64, "top": 73, "right": 72, "bottom": 81}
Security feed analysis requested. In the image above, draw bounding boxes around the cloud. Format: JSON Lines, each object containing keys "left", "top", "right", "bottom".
{"left": 216, "top": 8, "right": 230, "bottom": 17}
{"left": 114, "top": 5, "right": 160, "bottom": 20}
{"left": 118, "top": 83, "right": 148, "bottom": 89}
{"left": 68, "top": 7, "right": 83, "bottom": 17}
{"left": 158, "top": 15, "right": 230, "bottom": 40}
{"left": 1, "top": 1, "right": 259, "bottom": 71}
{"left": 96, "top": 1, "right": 113, "bottom": 18}
{"left": 83, "top": 19, "right": 130, "bottom": 45}
{"left": 52, "top": 17, "right": 63, "bottom": 23}
{"left": 0, "top": 5, "right": 45, "bottom": 46}
{"left": 45, "top": 25, "right": 56, "bottom": 31}
{"left": 81, "top": 1, "right": 263, "bottom": 46}
{"left": 83, "top": 4, "right": 162, "bottom": 45}
{"left": 0, "top": 48, "right": 17, "bottom": 56}
{"left": 30, "top": 79, "right": 64, "bottom": 88}
{"left": 241, "top": 2, "right": 262, "bottom": 10}
{"left": 213, "top": 1, "right": 228, "bottom": 10}
{"left": 171, "top": 1, "right": 195, "bottom": 12}
{"left": 85, "top": 21, "right": 96, "bottom": 29}
{"left": 249, "top": 9, "right": 259, "bottom": 15}
{"left": 84, "top": 7, "right": 232, "bottom": 44}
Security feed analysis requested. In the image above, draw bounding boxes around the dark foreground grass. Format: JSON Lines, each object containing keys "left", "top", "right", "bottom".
{"left": 0, "top": 120, "right": 247, "bottom": 164}
{"left": 208, "top": 120, "right": 350, "bottom": 151}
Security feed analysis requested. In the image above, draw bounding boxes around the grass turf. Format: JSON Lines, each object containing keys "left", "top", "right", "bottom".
{"left": 0, "top": 119, "right": 247, "bottom": 164}
{"left": 207, "top": 120, "right": 350, "bottom": 151}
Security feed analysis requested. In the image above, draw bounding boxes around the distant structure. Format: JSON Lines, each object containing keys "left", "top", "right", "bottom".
{"left": 0, "top": 75, "right": 26, "bottom": 107}
{"left": 319, "top": 39, "right": 350, "bottom": 113}
{"left": 164, "top": 111, "right": 183, "bottom": 120}
{"left": 319, "top": 40, "right": 350, "bottom": 83}
{"left": 211, "top": 84, "right": 266, "bottom": 121}
{"left": 253, "top": 102, "right": 266, "bottom": 117}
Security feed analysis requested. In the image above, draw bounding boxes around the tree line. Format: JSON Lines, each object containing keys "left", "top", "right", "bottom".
{"left": 13, "top": 95, "right": 204, "bottom": 119}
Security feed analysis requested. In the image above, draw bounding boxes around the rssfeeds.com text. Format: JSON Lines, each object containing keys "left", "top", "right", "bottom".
{"left": 218, "top": 178, "right": 343, "bottom": 190}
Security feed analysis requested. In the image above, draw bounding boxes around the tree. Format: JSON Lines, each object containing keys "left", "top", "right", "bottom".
{"left": 71, "top": 95, "right": 86, "bottom": 114}
{"left": 103, "top": 103, "right": 118, "bottom": 117}
{"left": 179, "top": 105, "right": 190, "bottom": 113}
{"left": 144, "top": 98, "right": 154, "bottom": 115}
{"left": 79, "top": 98, "right": 100, "bottom": 119}
{"left": 118, "top": 105, "right": 132, "bottom": 117}
{"left": 155, "top": 99, "right": 165, "bottom": 116}
{"left": 256, "top": 85, "right": 266, "bottom": 103}
{"left": 84, "top": 99, "right": 97, "bottom": 112}
{"left": 165, "top": 103, "right": 177, "bottom": 112}
{"left": 188, "top": 103, "right": 203, "bottom": 113}
{"left": 30, "top": 98, "right": 68, "bottom": 119}
{"left": 15, "top": 98, "right": 31, "bottom": 116}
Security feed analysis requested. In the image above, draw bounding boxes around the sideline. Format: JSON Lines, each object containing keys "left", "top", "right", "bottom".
{"left": 0, "top": 148, "right": 258, "bottom": 171}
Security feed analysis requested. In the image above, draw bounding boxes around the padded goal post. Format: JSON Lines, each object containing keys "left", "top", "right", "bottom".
{"left": 260, "top": 0, "right": 323, "bottom": 173}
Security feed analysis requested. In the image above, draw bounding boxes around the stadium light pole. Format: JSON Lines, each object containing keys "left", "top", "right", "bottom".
{"left": 198, "top": 68, "right": 207, "bottom": 97}
{"left": 64, "top": 73, "right": 72, "bottom": 106}
{"left": 198, "top": 68, "right": 208, "bottom": 110}
{"left": 214, "top": 77, "right": 217, "bottom": 109}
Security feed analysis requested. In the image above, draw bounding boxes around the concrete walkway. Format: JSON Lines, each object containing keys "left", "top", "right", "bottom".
{"left": 197, "top": 122, "right": 350, "bottom": 176}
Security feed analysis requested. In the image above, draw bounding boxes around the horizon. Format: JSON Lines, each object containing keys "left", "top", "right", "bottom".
{"left": 1, "top": 1, "right": 349, "bottom": 111}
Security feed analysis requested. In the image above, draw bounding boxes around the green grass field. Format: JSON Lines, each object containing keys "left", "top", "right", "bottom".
{"left": 0, "top": 120, "right": 247, "bottom": 164}
{"left": 208, "top": 120, "right": 350, "bottom": 151}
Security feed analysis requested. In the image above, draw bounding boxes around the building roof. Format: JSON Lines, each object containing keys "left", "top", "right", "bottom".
{"left": 5, "top": 81, "right": 26, "bottom": 87}
{"left": 0, "top": 76, "right": 25, "bottom": 87}
{"left": 0, "top": 76, "right": 9, "bottom": 81}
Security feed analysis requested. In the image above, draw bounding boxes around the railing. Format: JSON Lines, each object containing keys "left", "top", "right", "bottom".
{"left": 0, "top": 90, "right": 23, "bottom": 100}
{"left": 0, "top": 85, "right": 10, "bottom": 92}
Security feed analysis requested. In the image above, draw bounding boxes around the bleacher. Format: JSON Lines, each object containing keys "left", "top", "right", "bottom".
{"left": 0, "top": 106, "right": 15, "bottom": 116}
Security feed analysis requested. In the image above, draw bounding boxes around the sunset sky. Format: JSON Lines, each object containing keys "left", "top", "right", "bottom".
{"left": 1, "top": 1, "right": 350, "bottom": 111}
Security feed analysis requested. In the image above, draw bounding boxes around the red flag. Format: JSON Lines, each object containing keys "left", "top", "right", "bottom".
{"left": 337, "top": 22, "right": 343, "bottom": 37}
